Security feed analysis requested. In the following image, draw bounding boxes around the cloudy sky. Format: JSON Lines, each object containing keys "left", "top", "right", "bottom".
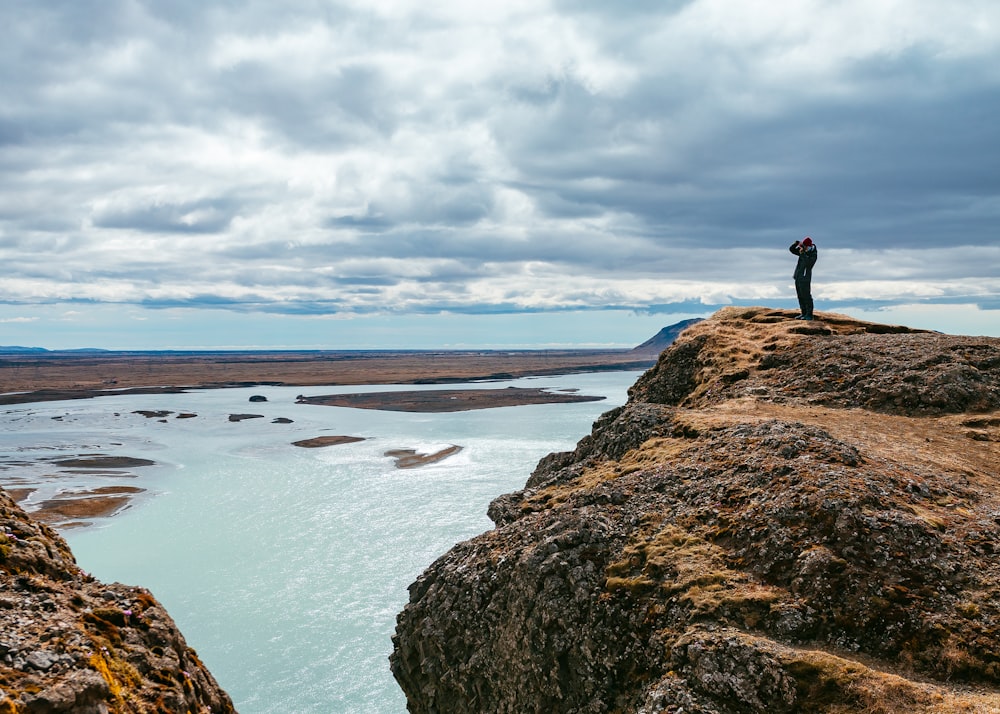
{"left": 2, "top": 0, "right": 998, "bottom": 349}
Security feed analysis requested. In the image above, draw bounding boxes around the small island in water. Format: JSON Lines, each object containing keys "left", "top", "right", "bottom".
{"left": 295, "top": 386, "right": 606, "bottom": 412}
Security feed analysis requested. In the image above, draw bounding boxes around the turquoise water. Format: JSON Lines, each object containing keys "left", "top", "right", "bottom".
{"left": 1, "top": 371, "right": 640, "bottom": 713}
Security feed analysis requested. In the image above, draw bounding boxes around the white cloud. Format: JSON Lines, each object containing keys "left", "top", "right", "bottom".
{"left": 0, "top": 316, "right": 38, "bottom": 323}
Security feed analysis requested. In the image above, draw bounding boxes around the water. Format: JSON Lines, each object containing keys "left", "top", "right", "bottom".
{"left": 0, "top": 371, "right": 640, "bottom": 713}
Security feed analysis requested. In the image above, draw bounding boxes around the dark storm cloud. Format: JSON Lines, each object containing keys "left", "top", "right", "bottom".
{"left": 493, "top": 46, "right": 1000, "bottom": 251}
{"left": 0, "top": 0, "right": 997, "bottom": 317}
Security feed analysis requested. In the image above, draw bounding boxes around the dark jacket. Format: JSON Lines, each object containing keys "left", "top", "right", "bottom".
{"left": 790, "top": 242, "right": 818, "bottom": 281}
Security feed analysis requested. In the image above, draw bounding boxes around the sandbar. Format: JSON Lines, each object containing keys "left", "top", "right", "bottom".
{"left": 52, "top": 456, "right": 157, "bottom": 469}
{"left": 7, "top": 488, "right": 35, "bottom": 503}
{"left": 292, "top": 435, "right": 367, "bottom": 448}
{"left": 385, "top": 446, "right": 463, "bottom": 469}
{"left": 33, "top": 486, "right": 145, "bottom": 525}
{"left": 0, "top": 456, "right": 157, "bottom": 530}
{"left": 297, "top": 387, "right": 605, "bottom": 413}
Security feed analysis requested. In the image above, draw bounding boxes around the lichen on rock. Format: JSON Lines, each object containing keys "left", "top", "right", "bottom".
{"left": 0, "top": 490, "right": 234, "bottom": 713}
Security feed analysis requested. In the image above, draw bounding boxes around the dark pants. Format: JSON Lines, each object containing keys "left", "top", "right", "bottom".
{"left": 795, "top": 277, "right": 813, "bottom": 317}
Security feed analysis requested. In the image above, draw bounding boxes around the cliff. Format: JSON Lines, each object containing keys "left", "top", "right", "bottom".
{"left": 0, "top": 492, "right": 234, "bottom": 713}
{"left": 391, "top": 307, "right": 1000, "bottom": 713}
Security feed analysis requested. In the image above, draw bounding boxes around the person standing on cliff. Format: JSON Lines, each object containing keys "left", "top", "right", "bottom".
{"left": 789, "top": 236, "right": 818, "bottom": 320}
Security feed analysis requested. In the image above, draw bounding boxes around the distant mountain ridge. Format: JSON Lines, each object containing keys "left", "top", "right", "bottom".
{"left": 0, "top": 345, "right": 49, "bottom": 353}
{"left": 1, "top": 321, "right": 700, "bottom": 356}
{"left": 0, "top": 346, "right": 109, "bottom": 354}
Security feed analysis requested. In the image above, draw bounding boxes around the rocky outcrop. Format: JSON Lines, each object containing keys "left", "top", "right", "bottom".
{"left": 0, "top": 491, "right": 234, "bottom": 713}
{"left": 392, "top": 307, "right": 1000, "bottom": 713}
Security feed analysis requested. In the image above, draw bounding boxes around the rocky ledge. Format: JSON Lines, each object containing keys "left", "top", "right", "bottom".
{"left": 391, "top": 307, "right": 1000, "bottom": 713}
{"left": 0, "top": 490, "right": 234, "bottom": 713}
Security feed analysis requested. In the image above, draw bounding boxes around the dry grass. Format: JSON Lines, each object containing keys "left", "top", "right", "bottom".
{"left": 0, "top": 348, "right": 653, "bottom": 396}
{"left": 683, "top": 400, "right": 1000, "bottom": 484}
{"left": 781, "top": 644, "right": 1000, "bottom": 713}
{"left": 665, "top": 307, "right": 888, "bottom": 402}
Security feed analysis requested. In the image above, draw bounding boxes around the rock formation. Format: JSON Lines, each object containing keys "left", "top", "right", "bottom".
{"left": 391, "top": 307, "right": 1000, "bottom": 713}
{"left": 0, "top": 491, "right": 234, "bottom": 713}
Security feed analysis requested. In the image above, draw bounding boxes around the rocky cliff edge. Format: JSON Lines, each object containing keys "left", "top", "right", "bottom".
{"left": 391, "top": 307, "right": 1000, "bottom": 713}
{"left": 0, "top": 491, "right": 234, "bottom": 713}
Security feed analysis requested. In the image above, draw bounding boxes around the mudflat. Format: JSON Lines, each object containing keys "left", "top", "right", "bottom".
{"left": 292, "top": 435, "right": 368, "bottom": 448}
{"left": 297, "top": 386, "right": 606, "bottom": 412}
{"left": 33, "top": 486, "right": 145, "bottom": 527}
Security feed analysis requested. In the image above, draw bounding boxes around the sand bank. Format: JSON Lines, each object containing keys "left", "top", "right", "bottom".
{"left": 292, "top": 435, "right": 367, "bottom": 448}
{"left": 297, "top": 387, "right": 605, "bottom": 412}
{"left": 384, "top": 445, "right": 463, "bottom": 469}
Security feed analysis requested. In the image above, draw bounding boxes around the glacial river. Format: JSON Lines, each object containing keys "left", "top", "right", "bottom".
{"left": 1, "top": 370, "right": 641, "bottom": 713}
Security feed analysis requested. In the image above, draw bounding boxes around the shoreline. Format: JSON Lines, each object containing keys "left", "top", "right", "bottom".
{"left": 0, "top": 349, "right": 655, "bottom": 406}
{"left": 33, "top": 485, "right": 146, "bottom": 528}
{"left": 1, "top": 352, "right": 652, "bottom": 529}
{"left": 1, "top": 452, "right": 159, "bottom": 530}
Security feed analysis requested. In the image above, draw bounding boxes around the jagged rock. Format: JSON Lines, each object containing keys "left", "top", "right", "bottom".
{"left": 19, "top": 669, "right": 109, "bottom": 713}
{"left": 392, "top": 307, "right": 1000, "bottom": 713}
{"left": 24, "top": 650, "right": 60, "bottom": 672}
{"left": 0, "top": 490, "right": 234, "bottom": 713}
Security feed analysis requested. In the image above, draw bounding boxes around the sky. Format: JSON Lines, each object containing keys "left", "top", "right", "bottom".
{"left": 1, "top": 0, "right": 999, "bottom": 350}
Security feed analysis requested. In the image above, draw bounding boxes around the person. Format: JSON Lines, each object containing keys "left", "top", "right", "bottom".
{"left": 789, "top": 236, "right": 818, "bottom": 320}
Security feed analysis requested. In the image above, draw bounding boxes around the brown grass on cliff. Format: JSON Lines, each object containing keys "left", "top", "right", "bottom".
{"left": 459, "top": 307, "right": 1000, "bottom": 713}
{"left": 630, "top": 306, "right": 1000, "bottom": 416}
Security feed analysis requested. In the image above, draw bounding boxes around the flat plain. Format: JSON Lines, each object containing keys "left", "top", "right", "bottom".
{"left": 0, "top": 348, "right": 657, "bottom": 405}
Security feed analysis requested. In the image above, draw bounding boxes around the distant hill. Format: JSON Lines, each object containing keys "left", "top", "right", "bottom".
{"left": 0, "top": 346, "right": 109, "bottom": 354}
{"left": 630, "top": 318, "right": 704, "bottom": 355}
{"left": 0, "top": 346, "right": 48, "bottom": 353}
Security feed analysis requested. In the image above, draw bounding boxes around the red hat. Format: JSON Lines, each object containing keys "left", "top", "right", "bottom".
{"left": 801, "top": 237, "right": 813, "bottom": 247}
